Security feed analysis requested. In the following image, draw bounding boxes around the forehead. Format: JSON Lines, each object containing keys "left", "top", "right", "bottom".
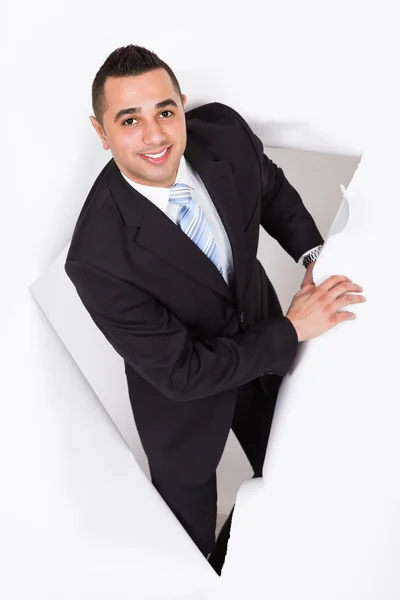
{"left": 104, "top": 69, "right": 176, "bottom": 110}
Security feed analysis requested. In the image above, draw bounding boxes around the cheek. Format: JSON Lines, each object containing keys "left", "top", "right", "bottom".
{"left": 175, "top": 124, "right": 187, "bottom": 146}
{"left": 118, "top": 132, "right": 139, "bottom": 154}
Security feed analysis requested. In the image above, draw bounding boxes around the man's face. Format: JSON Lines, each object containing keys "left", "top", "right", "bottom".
{"left": 90, "top": 68, "right": 187, "bottom": 188}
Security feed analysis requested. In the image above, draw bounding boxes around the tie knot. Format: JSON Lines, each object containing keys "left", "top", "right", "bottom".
{"left": 169, "top": 182, "right": 191, "bottom": 205}
{"left": 171, "top": 182, "right": 189, "bottom": 191}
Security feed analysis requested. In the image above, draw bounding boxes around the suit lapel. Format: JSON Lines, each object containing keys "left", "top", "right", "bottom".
{"left": 105, "top": 128, "right": 247, "bottom": 307}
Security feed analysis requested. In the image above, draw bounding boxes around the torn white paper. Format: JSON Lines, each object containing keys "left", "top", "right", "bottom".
{"left": 207, "top": 119, "right": 400, "bottom": 599}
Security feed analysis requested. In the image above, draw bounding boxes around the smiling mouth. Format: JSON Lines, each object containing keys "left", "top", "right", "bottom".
{"left": 139, "top": 145, "right": 172, "bottom": 164}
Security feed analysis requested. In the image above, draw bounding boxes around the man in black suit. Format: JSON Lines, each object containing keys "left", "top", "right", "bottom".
{"left": 65, "top": 44, "right": 365, "bottom": 573}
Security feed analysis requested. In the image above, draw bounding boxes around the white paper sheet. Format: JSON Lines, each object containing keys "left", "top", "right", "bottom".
{"left": 207, "top": 119, "right": 400, "bottom": 598}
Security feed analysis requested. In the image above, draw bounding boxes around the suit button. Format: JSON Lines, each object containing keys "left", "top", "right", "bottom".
{"left": 239, "top": 311, "right": 244, "bottom": 323}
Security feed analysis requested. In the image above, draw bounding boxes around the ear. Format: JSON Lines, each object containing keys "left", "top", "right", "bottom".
{"left": 181, "top": 94, "right": 187, "bottom": 108}
{"left": 89, "top": 116, "right": 110, "bottom": 151}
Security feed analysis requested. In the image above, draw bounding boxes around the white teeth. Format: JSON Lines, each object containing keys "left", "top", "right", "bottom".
{"left": 143, "top": 148, "right": 168, "bottom": 158}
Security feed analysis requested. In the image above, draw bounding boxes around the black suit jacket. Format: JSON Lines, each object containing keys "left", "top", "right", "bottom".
{"left": 65, "top": 102, "right": 324, "bottom": 483}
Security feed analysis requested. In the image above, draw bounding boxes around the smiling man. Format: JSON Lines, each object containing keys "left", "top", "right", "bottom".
{"left": 65, "top": 44, "right": 365, "bottom": 574}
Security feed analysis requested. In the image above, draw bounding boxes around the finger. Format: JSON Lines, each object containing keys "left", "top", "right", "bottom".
{"left": 332, "top": 293, "right": 366, "bottom": 312}
{"left": 317, "top": 275, "right": 352, "bottom": 293}
{"left": 329, "top": 281, "right": 364, "bottom": 298}
{"left": 332, "top": 310, "right": 357, "bottom": 323}
{"left": 296, "top": 283, "right": 316, "bottom": 297}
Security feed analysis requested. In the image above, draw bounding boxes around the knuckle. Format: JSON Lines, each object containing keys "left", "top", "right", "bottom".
{"left": 342, "top": 294, "right": 355, "bottom": 304}
{"left": 350, "top": 293, "right": 363, "bottom": 304}
{"left": 333, "top": 275, "right": 349, "bottom": 284}
{"left": 334, "top": 284, "right": 346, "bottom": 296}
{"left": 317, "top": 294, "right": 331, "bottom": 312}
{"left": 322, "top": 302, "right": 331, "bottom": 314}
{"left": 344, "top": 282, "right": 355, "bottom": 292}
{"left": 338, "top": 293, "right": 356, "bottom": 305}
{"left": 338, "top": 282, "right": 354, "bottom": 295}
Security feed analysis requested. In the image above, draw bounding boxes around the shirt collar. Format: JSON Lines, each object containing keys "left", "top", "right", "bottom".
{"left": 173, "top": 153, "right": 196, "bottom": 190}
{"left": 119, "top": 153, "right": 196, "bottom": 213}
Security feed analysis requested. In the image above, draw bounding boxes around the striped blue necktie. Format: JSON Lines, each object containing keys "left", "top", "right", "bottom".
{"left": 169, "top": 183, "right": 223, "bottom": 276}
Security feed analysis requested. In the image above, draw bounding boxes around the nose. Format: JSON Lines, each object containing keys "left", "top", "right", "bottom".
{"left": 141, "top": 119, "right": 167, "bottom": 148}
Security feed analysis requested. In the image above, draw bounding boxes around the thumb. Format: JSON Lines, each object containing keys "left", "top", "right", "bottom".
{"left": 298, "top": 282, "right": 316, "bottom": 295}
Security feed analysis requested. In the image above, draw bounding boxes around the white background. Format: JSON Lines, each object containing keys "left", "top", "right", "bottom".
{"left": 2, "top": 0, "right": 397, "bottom": 596}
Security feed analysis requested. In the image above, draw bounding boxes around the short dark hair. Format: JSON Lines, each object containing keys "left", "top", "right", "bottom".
{"left": 92, "top": 44, "right": 183, "bottom": 129}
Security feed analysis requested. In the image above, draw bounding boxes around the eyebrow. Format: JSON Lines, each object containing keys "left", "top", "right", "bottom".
{"left": 114, "top": 98, "right": 179, "bottom": 123}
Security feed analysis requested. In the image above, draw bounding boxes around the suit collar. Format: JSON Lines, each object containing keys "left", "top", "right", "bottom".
{"left": 104, "top": 128, "right": 247, "bottom": 307}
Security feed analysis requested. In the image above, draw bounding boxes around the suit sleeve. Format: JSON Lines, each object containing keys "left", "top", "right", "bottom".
{"left": 257, "top": 141, "right": 325, "bottom": 261}
{"left": 217, "top": 103, "right": 325, "bottom": 262}
{"left": 65, "top": 260, "right": 298, "bottom": 402}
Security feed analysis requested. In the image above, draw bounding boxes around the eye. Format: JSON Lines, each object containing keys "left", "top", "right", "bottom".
{"left": 122, "top": 117, "right": 136, "bottom": 126}
{"left": 122, "top": 110, "right": 174, "bottom": 126}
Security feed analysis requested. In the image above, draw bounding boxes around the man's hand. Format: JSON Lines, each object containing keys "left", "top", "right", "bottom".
{"left": 286, "top": 275, "right": 366, "bottom": 342}
{"left": 301, "top": 261, "right": 316, "bottom": 288}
